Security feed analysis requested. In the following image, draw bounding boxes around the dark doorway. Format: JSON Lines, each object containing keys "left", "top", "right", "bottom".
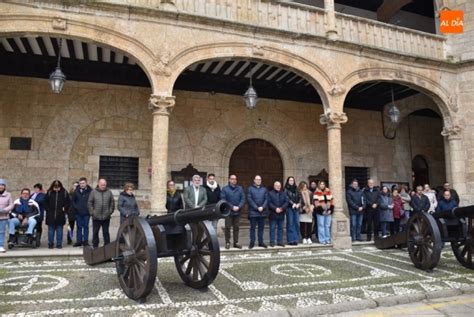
{"left": 412, "top": 155, "right": 429, "bottom": 188}
{"left": 229, "top": 139, "right": 284, "bottom": 219}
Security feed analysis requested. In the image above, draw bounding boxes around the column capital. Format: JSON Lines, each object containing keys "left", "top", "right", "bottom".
{"left": 441, "top": 124, "right": 462, "bottom": 140}
{"left": 149, "top": 94, "right": 175, "bottom": 116}
{"left": 320, "top": 112, "right": 348, "bottom": 129}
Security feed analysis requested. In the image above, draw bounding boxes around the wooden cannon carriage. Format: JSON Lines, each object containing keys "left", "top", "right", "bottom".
{"left": 83, "top": 200, "right": 231, "bottom": 301}
{"left": 375, "top": 205, "right": 474, "bottom": 271}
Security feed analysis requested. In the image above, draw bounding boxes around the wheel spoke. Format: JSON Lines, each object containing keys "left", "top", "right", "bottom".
{"left": 199, "top": 248, "right": 212, "bottom": 256}
{"left": 136, "top": 249, "right": 147, "bottom": 261}
{"left": 134, "top": 233, "right": 145, "bottom": 250}
{"left": 192, "top": 259, "right": 199, "bottom": 280}
{"left": 129, "top": 226, "right": 136, "bottom": 249}
{"left": 198, "top": 255, "right": 210, "bottom": 270}
{"left": 185, "top": 257, "right": 194, "bottom": 275}
{"left": 180, "top": 254, "right": 191, "bottom": 265}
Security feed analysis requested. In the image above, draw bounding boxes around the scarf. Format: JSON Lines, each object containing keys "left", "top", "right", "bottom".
{"left": 301, "top": 189, "right": 313, "bottom": 214}
{"left": 285, "top": 183, "right": 297, "bottom": 193}
{"left": 167, "top": 188, "right": 176, "bottom": 196}
{"left": 0, "top": 190, "right": 4, "bottom": 196}
{"left": 17, "top": 198, "right": 29, "bottom": 213}
{"left": 206, "top": 180, "right": 218, "bottom": 191}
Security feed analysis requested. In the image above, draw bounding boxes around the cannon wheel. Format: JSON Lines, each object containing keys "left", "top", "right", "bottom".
{"left": 174, "top": 221, "right": 220, "bottom": 289}
{"left": 451, "top": 218, "right": 474, "bottom": 269}
{"left": 115, "top": 217, "right": 158, "bottom": 300}
{"left": 407, "top": 212, "right": 442, "bottom": 270}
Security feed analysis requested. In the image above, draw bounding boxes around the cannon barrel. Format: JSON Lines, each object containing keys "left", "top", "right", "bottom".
{"left": 452, "top": 205, "right": 474, "bottom": 218}
{"left": 146, "top": 200, "right": 231, "bottom": 226}
{"left": 432, "top": 205, "right": 474, "bottom": 219}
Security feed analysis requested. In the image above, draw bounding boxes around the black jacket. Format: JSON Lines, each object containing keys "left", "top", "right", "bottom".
{"left": 203, "top": 184, "right": 221, "bottom": 204}
{"left": 286, "top": 185, "right": 301, "bottom": 207}
{"left": 44, "top": 189, "right": 71, "bottom": 226}
{"left": 268, "top": 189, "right": 289, "bottom": 220}
{"left": 410, "top": 194, "right": 430, "bottom": 213}
{"left": 166, "top": 192, "right": 183, "bottom": 213}
{"left": 72, "top": 186, "right": 92, "bottom": 215}
{"left": 346, "top": 186, "right": 364, "bottom": 215}
{"left": 437, "top": 188, "right": 460, "bottom": 205}
{"left": 362, "top": 187, "right": 380, "bottom": 211}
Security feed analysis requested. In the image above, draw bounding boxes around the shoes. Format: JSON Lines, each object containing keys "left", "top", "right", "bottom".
{"left": 248, "top": 243, "right": 255, "bottom": 249}
{"left": 356, "top": 238, "right": 364, "bottom": 242}
{"left": 382, "top": 235, "right": 389, "bottom": 238}
{"left": 48, "top": 244, "right": 54, "bottom": 249}
{"left": 277, "top": 243, "right": 285, "bottom": 247}
{"left": 288, "top": 242, "right": 297, "bottom": 246}
{"left": 307, "top": 238, "right": 312, "bottom": 244}
{"left": 83, "top": 241, "right": 90, "bottom": 247}
{"left": 56, "top": 245, "right": 62, "bottom": 249}
{"left": 269, "top": 242, "right": 275, "bottom": 247}
{"left": 67, "top": 239, "right": 72, "bottom": 245}
{"left": 302, "top": 239, "right": 307, "bottom": 244}
{"left": 225, "top": 242, "right": 230, "bottom": 250}
{"left": 0, "top": 247, "right": 5, "bottom": 253}
{"left": 233, "top": 243, "right": 242, "bottom": 249}
{"left": 259, "top": 243, "right": 268, "bottom": 249}
{"left": 73, "top": 242, "right": 83, "bottom": 247}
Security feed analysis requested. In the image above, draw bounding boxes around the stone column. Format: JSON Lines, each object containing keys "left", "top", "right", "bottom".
{"left": 149, "top": 94, "right": 175, "bottom": 214}
{"left": 443, "top": 136, "right": 452, "bottom": 183}
{"left": 324, "top": 0, "right": 338, "bottom": 40}
{"left": 320, "top": 111, "right": 351, "bottom": 249}
{"left": 441, "top": 124, "right": 466, "bottom": 202}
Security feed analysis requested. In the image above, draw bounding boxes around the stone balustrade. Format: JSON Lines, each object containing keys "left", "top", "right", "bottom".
{"left": 93, "top": 0, "right": 446, "bottom": 60}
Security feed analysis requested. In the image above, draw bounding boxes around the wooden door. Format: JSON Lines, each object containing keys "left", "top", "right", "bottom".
{"left": 229, "top": 139, "right": 284, "bottom": 220}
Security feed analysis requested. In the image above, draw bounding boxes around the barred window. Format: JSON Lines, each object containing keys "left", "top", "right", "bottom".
{"left": 99, "top": 156, "right": 139, "bottom": 189}
{"left": 345, "top": 166, "right": 370, "bottom": 189}
{"left": 10, "top": 137, "right": 32, "bottom": 150}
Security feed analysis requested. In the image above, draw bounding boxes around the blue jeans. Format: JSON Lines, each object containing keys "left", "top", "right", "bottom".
{"left": 48, "top": 225, "right": 63, "bottom": 247}
{"left": 76, "top": 214, "right": 90, "bottom": 243}
{"left": 269, "top": 217, "right": 284, "bottom": 244}
{"left": 286, "top": 208, "right": 300, "bottom": 244}
{"left": 380, "top": 222, "right": 390, "bottom": 236}
{"left": 9, "top": 217, "right": 37, "bottom": 235}
{"left": 316, "top": 214, "right": 332, "bottom": 243}
{"left": 0, "top": 219, "right": 7, "bottom": 248}
{"left": 350, "top": 214, "right": 363, "bottom": 241}
{"left": 249, "top": 217, "right": 265, "bottom": 244}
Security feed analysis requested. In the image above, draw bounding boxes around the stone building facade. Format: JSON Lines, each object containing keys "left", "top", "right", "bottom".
{"left": 0, "top": 0, "right": 473, "bottom": 248}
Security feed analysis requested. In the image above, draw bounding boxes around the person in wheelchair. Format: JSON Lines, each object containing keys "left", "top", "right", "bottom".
{"left": 8, "top": 188, "right": 40, "bottom": 247}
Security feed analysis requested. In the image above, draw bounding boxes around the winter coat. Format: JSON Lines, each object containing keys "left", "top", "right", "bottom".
{"left": 400, "top": 192, "right": 412, "bottom": 211}
{"left": 286, "top": 185, "right": 301, "bottom": 208}
{"left": 410, "top": 194, "right": 430, "bottom": 214}
{"left": 437, "top": 188, "right": 460, "bottom": 205}
{"left": 12, "top": 198, "right": 39, "bottom": 219}
{"left": 424, "top": 190, "right": 438, "bottom": 213}
{"left": 72, "top": 186, "right": 92, "bottom": 216}
{"left": 87, "top": 188, "right": 115, "bottom": 221}
{"left": 362, "top": 187, "right": 380, "bottom": 211}
{"left": 247, "top": 183, "right": 268, "bottom": 218}
{"left": 0, "top": 191, "right": 14, "bottom": 221}
{"left": 436, "top": 198, "right": 458, "bottom": 212}
{"left": 300, "top": 189, "right": 314, "bottom": 223}
{"left": 314, "top": 188, "right": 334, "bottom": 215}
{"left": 268, "top": 189, "right": 289, "bottom": 220}
{"left": 44, "top": 189, "right": 71, "bottom": 226}
{"left": 118, "top": 192, "right": 140, "bottom": 219}
{"left": 392, "top": 195, "right": 403, "bottom": 219}
{"left": 166, "top": 192, "right": 183, "bottom": 213}
{"left": 378, "top": 194, "right": 394, "bottom": 222}
{"left": 203, "top": 184, "right": 221, "bottom": 204}
{"left": 346, "top": 186, "right": 364, "bottom": 215}
{"left": 220, "top": 184, "right": 245, "bottom": 217}
{"left": 30, "top": 192, "right": 45, "bottom": 222}
{"left": 183, "top": 186, "right": 207, "bottom": 208}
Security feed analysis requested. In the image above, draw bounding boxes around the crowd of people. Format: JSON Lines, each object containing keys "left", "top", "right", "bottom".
{"left": 0, "top": 177, "right": 138, "bottom": 253}
{"left": 0, "top": 173, "right": 461, "bottom": 253}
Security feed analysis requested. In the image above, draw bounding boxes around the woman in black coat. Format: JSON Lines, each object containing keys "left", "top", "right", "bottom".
{"left": 166, "top": 180, "right": 183, "bottom": 213}
{"left": 44, "top": 180, "right": 71, "bottom": 249}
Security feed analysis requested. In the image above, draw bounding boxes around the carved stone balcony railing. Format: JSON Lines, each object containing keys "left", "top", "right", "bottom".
{"left": 90, "top": 0, "right": 448, "bottom": 60}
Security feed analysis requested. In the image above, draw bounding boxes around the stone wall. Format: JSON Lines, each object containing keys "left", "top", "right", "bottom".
{"left": 0, "top": 75, "right": 446, "bottom": 205}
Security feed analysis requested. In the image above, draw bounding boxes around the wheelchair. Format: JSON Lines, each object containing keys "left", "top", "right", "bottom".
{"left": 8, "top": 218, "right": 42, "bottom": 249}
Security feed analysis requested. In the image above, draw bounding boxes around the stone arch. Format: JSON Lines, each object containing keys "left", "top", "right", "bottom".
{"left": 340, "top": 67, "right": 457, "bottom": 127}
{"left": 166, "top": 42, "right": 333, "bottom": 112}
{"left": 221, "top": 128, "right": 297, "bottom": 183}
{"left": 0, "top": 14, "right": 158, "bottom": 91}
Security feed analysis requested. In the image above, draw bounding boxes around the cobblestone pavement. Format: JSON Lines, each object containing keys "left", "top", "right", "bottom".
{"left": 0, "top": 246, "right": 473, "bottom": 316}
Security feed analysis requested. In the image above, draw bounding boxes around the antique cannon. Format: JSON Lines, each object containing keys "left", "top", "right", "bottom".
{"left": 83, "top": 200, "right": 231, "bottom": 301}
{"left": 375, "top": 205, "right": 474, "bottom": 271}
